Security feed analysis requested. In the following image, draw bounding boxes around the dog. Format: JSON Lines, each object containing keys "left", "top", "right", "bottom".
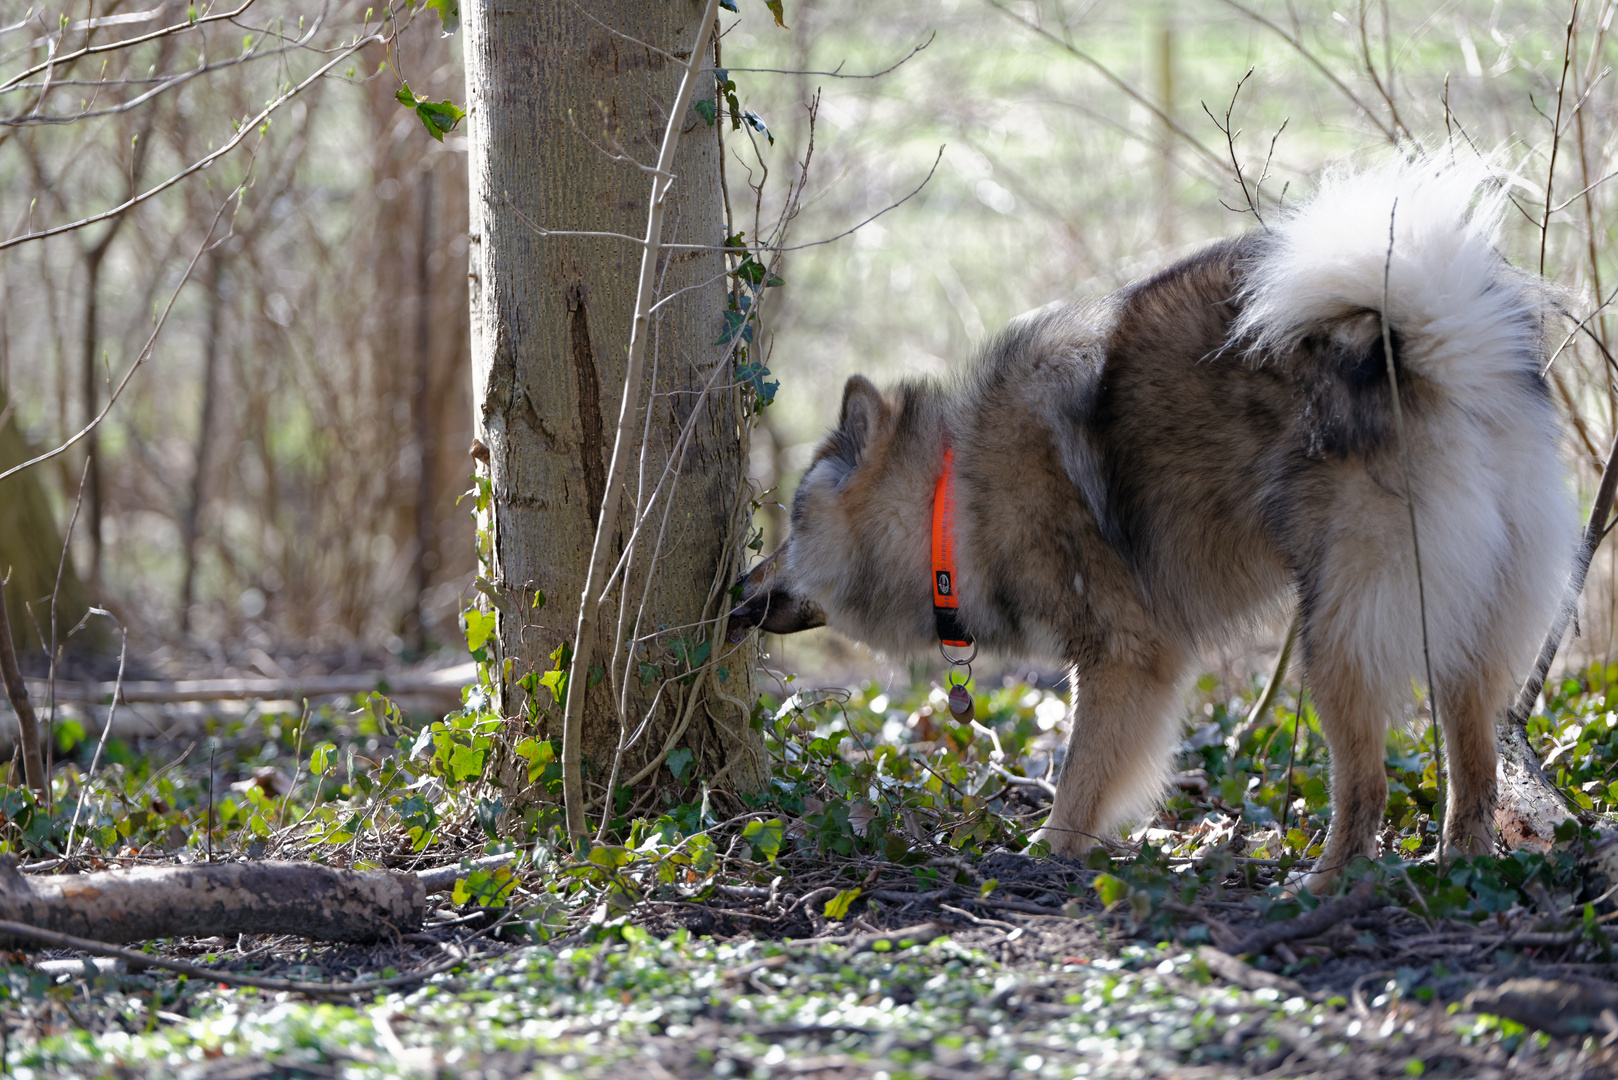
{"left": 727, "top": 159, "right": 1575, "bottom": 887}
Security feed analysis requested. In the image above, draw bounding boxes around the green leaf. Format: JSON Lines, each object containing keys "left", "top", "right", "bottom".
{"left": 1093, "top": 873, "right": 1128, "bottom": 907}
{"left": 425, "top": 0, "right": 457, "bottom": 34}
{"left": 395, "top": 81, "right": 465, "bottom": 142}
{"left": 448, "top": 744, "right": 485, "bottom": 783}
{"left": 760, "top": 0, "right": 787, "bottom": 27}
{"left": 463, "top": 609, "right": 497, "bottom": 653}
{"left": 823, "top": 887, "right": 861, "bottom": 920}
{"left": 715, "top": 309, "right": 749, "bottom": 346}
{"left": 475, "top": 797, "right": 503, "bottom": 839}
{"left": 55, "top": 718, "right": 84, "bottom": 754}
{"left": 310, "top": 742, "right": 337, "bottom": 776}
{"left": 741, "top": 818, "right": 783, "bottom": 862}
{"left": 538, "top": 668, "right": 566, "bottom": 704}
{"left": 666, "top": 747, "right": 695, "bottom": 783}
{"left": 979, "top": 878, "right": 999, "bottom": 899}
{"left": 588, "top": 845, "right": 632, "bottom": 869}
{"left": 693, "top": 99, "right": 717, "bottom": 126}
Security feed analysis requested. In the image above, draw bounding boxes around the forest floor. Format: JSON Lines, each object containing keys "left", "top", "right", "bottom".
{"left": 6, "top": 663, "right": 1618, "bottom": 1077}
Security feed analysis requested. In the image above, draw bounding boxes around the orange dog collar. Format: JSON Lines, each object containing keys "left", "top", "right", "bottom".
{"left": 931, "top": 445, "right": 973, "bottom": 648}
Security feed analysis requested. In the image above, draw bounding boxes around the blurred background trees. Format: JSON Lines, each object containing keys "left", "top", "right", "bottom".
{"left": 0, "top": 1, "right": 471, "bottom": 675}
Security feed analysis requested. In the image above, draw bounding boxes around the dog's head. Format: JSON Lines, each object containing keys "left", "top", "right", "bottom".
{"left": 727, "top": 375, "right": 939, "bottom": 651}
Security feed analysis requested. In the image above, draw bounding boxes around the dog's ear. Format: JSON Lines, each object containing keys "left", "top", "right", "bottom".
{"left": 838, "top": 375, "right": 887, "bottom": 457}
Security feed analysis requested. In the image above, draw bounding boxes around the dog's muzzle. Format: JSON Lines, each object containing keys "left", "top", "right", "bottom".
{"left": 725, "top": 545, "right": 826, "bottom": 643}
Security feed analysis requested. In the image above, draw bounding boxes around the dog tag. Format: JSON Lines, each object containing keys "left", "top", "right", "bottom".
{"left": 948, "top": 684, "right": 973, "bottom": 720}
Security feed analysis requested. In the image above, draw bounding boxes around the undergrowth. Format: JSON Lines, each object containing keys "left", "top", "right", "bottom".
{"left": 12, "top": 650, "right": 1618, "bottom": 941}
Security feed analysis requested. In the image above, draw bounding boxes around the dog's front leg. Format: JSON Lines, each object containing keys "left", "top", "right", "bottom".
{"left": 1031, "top": 645, "right": 1191, "bottom": 859}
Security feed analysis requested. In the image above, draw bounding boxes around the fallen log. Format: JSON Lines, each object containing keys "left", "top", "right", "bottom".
{"left": 1464, "top": 977, "right": 1618, "bottom": 1038}
{"left": 19, "top": 662, "right": 476, "bottom": 709}
{"left": 0, "top": 856, "right": 423, "bottom": 945}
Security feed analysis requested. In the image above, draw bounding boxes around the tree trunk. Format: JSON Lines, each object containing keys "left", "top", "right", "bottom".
{"left": 0, "top": 386, "right": 92, "bottom": 654}
{"left": 464, "top": 1, "right": 767, "bottom": 821}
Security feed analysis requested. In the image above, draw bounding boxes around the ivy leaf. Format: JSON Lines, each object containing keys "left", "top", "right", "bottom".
{"left": 475, "top": 797, "right": 503, "bottom": 839}
{"left": 716, "top": 309, "right": 749, "bottom": 346}
{"left": 741, "top": 818, "right": 783, "bottom": 862}
{"left": 742, "top": 108, "right": 773, "bottom": 145}
{"left": 823, "top": 887, "right": 861, "bottom": 920}
{"left": 462, "top": 609, "right": 497, "bottom": 654}
{"left": 667, "top": 747, "right": 695, "bottom": 783}
{"left": 733, "top": 257, "right": 766, "bottom": 286}
{"left": 449, "top": 744, "right": 485, "bottom": 783}
{"left": 395, "top": 81, "right": 466, "bottom": 142}
{"left": 1093, "top": 873, "right": 1128, "bottom": 907}
{"left": 425, "top": 0, "right": 457, "bottom": 34}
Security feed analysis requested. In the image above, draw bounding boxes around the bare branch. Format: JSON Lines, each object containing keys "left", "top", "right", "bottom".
{"left": 0, "top": 24, "right": 384, "bottom": 251}
{"left": 0, "top": 173, "right": 249, "bottom": 485}
{"left": 983, "top": 0, "right": 1232, "bottom": 180}
{"left": 1217, "top": 0, "right": 1398, "bottom": 144}
{"left": 0, "top": 0, "right": 259, "bottom": 94}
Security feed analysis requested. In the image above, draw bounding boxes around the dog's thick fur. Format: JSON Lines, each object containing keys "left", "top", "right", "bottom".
{"left": 729, "top": 160, "right": 1576, "bottom": 885}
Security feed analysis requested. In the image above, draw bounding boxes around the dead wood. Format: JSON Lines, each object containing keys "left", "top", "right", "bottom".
{"left": 1230, "top": 875, "right": 1386, "bottom": 957}
{"left": 1195, "top": 946, "right": 1306, "bottom": 996}
{"left": 1463, "top": 976, "right": 1618, "bottom": 1038}
{"left": 0, "top": 856, "right": 424, "bottom": 945}
{"left": 1496, "top": 721, "right": 1573, "bottom": 852}
{"left": 22, "top": 663, "right": 475, "bottom": 710}
{"left": 790, "top": 921, "right": 949, "bottom": 953}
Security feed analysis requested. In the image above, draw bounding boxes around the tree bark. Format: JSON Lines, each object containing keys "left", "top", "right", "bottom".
{"left": 464, "top": 1, "right": 767, "bottom": 818}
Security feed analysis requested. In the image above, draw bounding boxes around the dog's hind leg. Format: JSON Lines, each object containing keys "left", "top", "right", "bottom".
{"left": 1433, "top": 655, "right": 1510, "bottom": 856}
{"left": 1300, "top": 637, "right": 1391, "bottom": 893}
{"left": 1032, "top": 640, "right": 1192, "bottom": 859}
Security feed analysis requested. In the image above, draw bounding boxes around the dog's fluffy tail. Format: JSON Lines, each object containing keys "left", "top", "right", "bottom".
{"left": 1231, "top": 153, "right": 1576, "bottom": 710}
{"left": 1230, "top": 155, "right": 1547, "bottom": 415}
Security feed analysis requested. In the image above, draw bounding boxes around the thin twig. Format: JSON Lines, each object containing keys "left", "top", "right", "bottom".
{"left": 0, "top": 0, "right": 259, "bottom": 93}
{"left": 65, "top": 608, "right": 125, "bottom": 855}
{"left": 1540, "top": 0, "right": 1581, "bottom": 278}
{"left": 1243, "top": 613, "right": 1299, "bottom": 730}
{"left": 1378, "top": 200, "right": 1445, "bottom": 863}
{"left": 1511, "top": 426, "right": 1618, "bottom": 723}
{"left": 1216, "top": 0, "right": 1398, "bottom": 144}
{"left": 983, "top": 0, "right": 1231, "bottom": 178}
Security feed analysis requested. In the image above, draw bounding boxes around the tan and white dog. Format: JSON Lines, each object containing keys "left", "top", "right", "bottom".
{"left": 727, "top": 160, "right": 1575, "bottom": 886}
